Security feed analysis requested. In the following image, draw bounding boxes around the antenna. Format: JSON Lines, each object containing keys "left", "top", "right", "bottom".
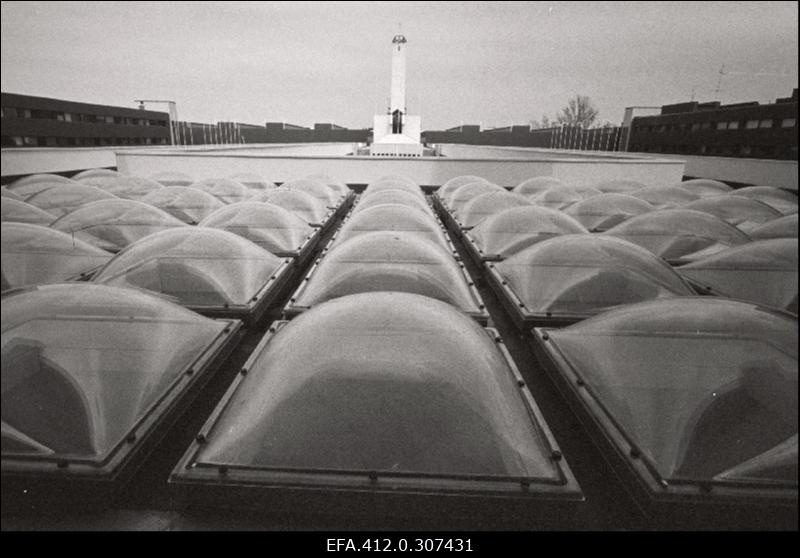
{"left": 713, "top": 64, "right": 726, "bottom": 97}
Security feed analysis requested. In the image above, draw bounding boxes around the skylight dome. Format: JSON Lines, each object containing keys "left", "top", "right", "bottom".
{"left": 513, "top": 177, "right": 567, "bottom": 197}
{"left": 92, "top": 228, "right": 286, "bottom": 309}
{"left": 677, "top": 238, "right": 798, "bottom": 313}
{"left": 250, "top": 188, "right": 329, "bottom": 225}
{"left": 1, "top": 198, "right": 54, "bottom": 226}
{"left": 50, "top": 199, "right": 187, "bottom": 252}
{"left": 140, "top": 186, "right": 224, "bottom": 224}
{"left": 456, "top": 191, "right": 533, "bottom": 227}
{"left": 2, "top": 223, "right": 112, "bottom": 290}
{"left": 564, "top": 193, "right": 655, "bottom": 231}
{"left": 490, "top": 235, "right": 695, "bottom": 325}
{"left": 604, "top": 209, "right": 752, "bottom": 262}
{"left": 24, "top": 184, "right": 118, "bottom": 218}
{"left": 75, "top": 175, "right": 164, "bottom": 200}
{"left": 199, "top": 201, "right": 316, "bottom": 256}
{"left": 286, "top": 232, "right": 484, "bottom": 320}
{"left": 468, "top": 206, "right": 588, "bottom": 260}
{"left": 190, "top": 178, "right": 250, "bottom": 204}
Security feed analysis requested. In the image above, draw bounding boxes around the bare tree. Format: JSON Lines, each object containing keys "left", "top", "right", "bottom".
{"left": 529, "top": 114, "right": 552, "bottom": 129}
{"left": 556, "top": 95, "right": 599, "bottom": 128}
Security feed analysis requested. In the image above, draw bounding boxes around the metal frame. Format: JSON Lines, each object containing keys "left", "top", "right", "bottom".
{"left": 169, "top": 322, "right": 583, "bottom": 520}
{"left": 281, "top": 252, "right": 489, "bottom": 324}
{"left": 2, "top": 318, "right": 244, "bottom": 509}
{"left": 530, "top": 327, "right": 798, "bottom": 529}
{"left": 269, "top": 226, "right": 322, "bottom": 274}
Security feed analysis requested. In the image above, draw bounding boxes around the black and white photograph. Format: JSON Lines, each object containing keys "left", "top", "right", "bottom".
{"left": 1, "top": 0, "right": 797, "bottom": 538}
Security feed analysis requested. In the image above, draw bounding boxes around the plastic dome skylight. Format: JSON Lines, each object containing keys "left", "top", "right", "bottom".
{"left": 675, "top": 178, "right": 733, "bottom": 197}
{"left": 536, "top": 297, "right": 797, "bottom": 485}
{"left": 677, "top": 239, "right": 798, "bottom": 314}
{"left": 71, "top": 169, "right": 122, "bottom": 181}
{"left": 492, "top": 235, "right": 695, "bottom": 320}
{"left": 683, "top": 195, "right": 783, "bottom": 233}
{"left": 456, "top": 191, "right": 533, "bottom": 227}
{"left": 468, "top": 206, "right": 588, "bottom": 259}
{"left": 1, "top": 198, "right": 54, "bottom": 226}
{"left": 140, "top": 186, "right": 225, "bottom": 224}
{"left": 50, "top": 199, "right": 187, "bottom": 252}
{"left": 199, "top": 201, "right": 316, "bottom": 255}
{"left": 628, "top": 186, "right": 701, "bottom": 208}
{"left": 250, "top": 188, "right": 329, "bottom": 224}
{"left": 92, "top": 228, "right": 285, "bottom": 308}
{"left": 564, "top": 193, "right": 654, "bottom": 232}
{"left": 604, "top": 209, "right": 752, "bottom": 262}
{"left": 24, "top": 184, "right": 118, "bottom": 218}
{"left": 288, "top": 232, "right": 483, "bottom": 317}
{"left": 749, "top": 214, "right": 798, "bottom": 240}
{"left": 282, "top": 179, "right": 340, "bottom": 206}
{"left": 7, "top": 178, "right": 80, "bottom": 200}
{"left": 731, "top": 187, "right": 798, "bottom": 216}
{"left": 228, "top": 173, "right": 277, "bottom": 190}
{"left": 593, "top": 179, "right": 648, "bottom": 193}
{"left": 190, "top": 178, "right": 250, "bottom": 204}
{"left": 1, "top": 223, "right": 113, "bottom": 290}
{"left": 437, "top": 176, "right": 488, "bottom": 201}
{"left": 351, "top": 188, "right": 433, "bottom": 216}
{"left": 178, "top": 292, "right": 572, "bottom": 484}
{"left": 2, "top": 283, "right": 233, "bottom": 460}
{"left": 513, "top": 177, "right": 567, "bottom": 197}
{"left": 75, "top": 176, "right": 164, "bottom": 200}
{"left": 446, "top": 182, "right": 507, "bottom": 212}
{"left": 333, "top": 204, "right": 452, "bottom": 252}
{"left": 150, "top": 172, "right": 194, "bottom": 187}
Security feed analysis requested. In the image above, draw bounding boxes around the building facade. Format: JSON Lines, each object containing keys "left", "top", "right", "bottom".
{"left": 627, "top": 89, "right": 798, "bottom": 160}
{"left": 1, "top": 92, "right": 171, "bottom": 148}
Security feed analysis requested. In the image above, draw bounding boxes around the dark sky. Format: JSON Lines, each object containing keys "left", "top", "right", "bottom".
{"left": 1, "top": 1, "right": 797, "bottom": 129}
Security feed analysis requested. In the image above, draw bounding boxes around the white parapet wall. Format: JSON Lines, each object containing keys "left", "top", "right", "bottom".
{"left": 629, "top": 152, "right": 798, "bottom": 191}
{"left": 114, "top": 143, "right": 685, "bottom": 187}
{"left": 1, "top": 147, "right": 121, "bottom": 177}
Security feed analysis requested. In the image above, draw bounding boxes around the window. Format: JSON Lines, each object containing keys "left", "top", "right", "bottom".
{"left": 44, "top": 137, "right": 58, "bottom": 147}
{"left": 759, "top": 119, "right": 773, "bottom": 129}
{"left": 727, "top": 121, "right": 739, "bottom": 130}
{"left": 701, "top": 122, "right": 711, "bottom": 129}
{"left": 780, "top": 118, "right": 796, "bottom": 128}
{"left": 21, "top": 109, "right": 32, "bottom": 118}
{"left": 4, "top": 107, "right": 18, "bottom": 118}
{"left": 716, "top": 122, "right": 727, "bottom": 130}
{"left": 740, "top": 145, "right": 752, "bottom": 156}
{"left": 23, "top": 136, "right": 37, "bottom": 146}
{"left": 64, "top": 113, "right": 72, "bottom": 122}
{"left": 105, "top": 115, "right": 115, "bottom": 124}
{"left": 11, "top": 136, "right": 24, "bottom": 146}
{"left": 745, "top": 119, "right": 759, "bottom": 129}
{"left": 691, "top": 123, "right": 701, "bottom": 131}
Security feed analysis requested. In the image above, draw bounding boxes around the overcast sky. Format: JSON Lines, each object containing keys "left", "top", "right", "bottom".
{"left": 1, "top": 1, "right": 797, "bottom": 130}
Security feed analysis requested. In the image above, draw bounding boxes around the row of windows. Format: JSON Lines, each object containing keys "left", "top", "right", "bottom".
{"left": 0, "top": 135, "right": 170, "bottom": 147}
{"left": 1, "top": 106, "right": 167, "bottom": 127}
{"left": 635, "top": 117, "right": 796, "bottom": 134}
{"left": 630, "top": 142, "right": 797, "bottom": 159}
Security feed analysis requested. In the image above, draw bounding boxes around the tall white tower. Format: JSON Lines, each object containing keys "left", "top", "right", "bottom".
{"left": 371, "top": 33, "right": 422, "bottom": 156}
{"left": 390, "top": 34, "right": 407, "bottom": 115}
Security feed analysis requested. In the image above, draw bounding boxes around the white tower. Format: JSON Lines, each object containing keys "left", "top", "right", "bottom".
{"left": 370, "top": 33, "right": 422, "bottom": 156}
{"left": 390, "top": 34, "right": 407, "bottom": 115}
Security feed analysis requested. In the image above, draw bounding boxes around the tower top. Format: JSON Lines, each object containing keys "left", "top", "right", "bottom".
{"left": 392, "top": 34, "right": 407, "bottom": 44}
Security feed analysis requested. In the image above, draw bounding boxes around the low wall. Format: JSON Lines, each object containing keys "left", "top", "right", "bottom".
{"left": 116, "top": 143, "right": 684, "bottom": 188}
{"left": 630, "top": 152, "right": 798, "bottom": 191}
{"left": 1, "top": 147, "right": 121, "bottom": 177}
